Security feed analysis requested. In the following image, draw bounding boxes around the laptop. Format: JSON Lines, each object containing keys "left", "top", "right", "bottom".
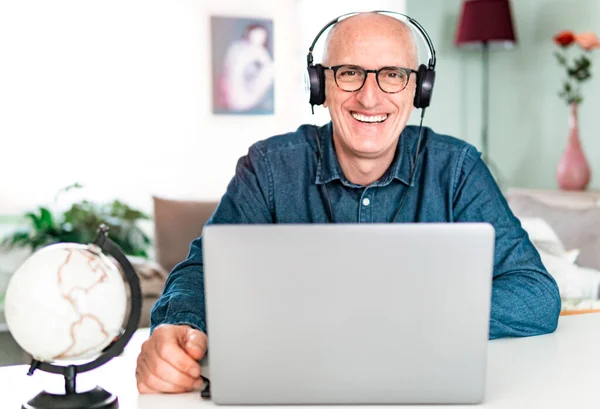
{"left": 202, "top": 223, "right": 495, "bottom": 405}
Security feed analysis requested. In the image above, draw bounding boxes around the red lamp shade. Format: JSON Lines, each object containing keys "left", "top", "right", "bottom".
{"left": 455, "top": 0, "right": 517, "bottom": 46}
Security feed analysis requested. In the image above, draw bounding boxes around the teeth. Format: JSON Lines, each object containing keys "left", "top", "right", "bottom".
{"left": 351, "top": 112, "right": 388, "bottom": 123}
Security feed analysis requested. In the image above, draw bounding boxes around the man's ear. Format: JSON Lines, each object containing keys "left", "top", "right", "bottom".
{"left": 323, "top": 98, "right": 328, "bottom": 108}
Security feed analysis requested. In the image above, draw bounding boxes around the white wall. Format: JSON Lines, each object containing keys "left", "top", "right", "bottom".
{"left": 0, "top": 0, "right": 304, "bottom": 214}
{"left": 0, "top": 0, "right": 406, "bottom": 215}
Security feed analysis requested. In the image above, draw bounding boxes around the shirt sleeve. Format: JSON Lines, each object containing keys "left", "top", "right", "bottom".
{"left": 452, "top": 145, "right": 561, "bottom": 340}
{"left": 150, "top": 144, "right": 274, "bottom": 334}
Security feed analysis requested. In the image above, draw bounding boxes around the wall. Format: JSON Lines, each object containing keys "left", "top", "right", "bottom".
{"left": 0, "top": 0, "right": 418, "bottom": 216}
{"left": 0, "top": 0, "right": 305, "bottom": 215}
{"left": 407, "top": 0, "right": 600, "bottom": 190}
{"left": 6, "top": 1, "right": 596, "bottom": 212}
{"left": 0, "top": 0, "right": 410, "bottom": 216}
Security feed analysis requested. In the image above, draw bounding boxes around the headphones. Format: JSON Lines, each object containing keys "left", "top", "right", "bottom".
{"left": 306, "top": 10, "right": 437, "bottom": 111}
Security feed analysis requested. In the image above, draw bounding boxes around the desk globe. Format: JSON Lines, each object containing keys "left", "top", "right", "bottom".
{"left": 4, "top": 224, "right": 141, "bottom": 409}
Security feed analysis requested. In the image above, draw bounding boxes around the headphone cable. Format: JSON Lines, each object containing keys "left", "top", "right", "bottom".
{"left": 200, "top": 375, "right": 211, "bottom": 399}
{"left": 391, "top": 108, "right": 425, "bottom": 222}
{"left": 314, "top": 128, "right": 335, "bottom": 222}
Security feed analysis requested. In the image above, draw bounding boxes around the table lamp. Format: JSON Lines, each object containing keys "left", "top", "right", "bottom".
{"left": 455, "top": 0, "right": 517, "bottom": 185}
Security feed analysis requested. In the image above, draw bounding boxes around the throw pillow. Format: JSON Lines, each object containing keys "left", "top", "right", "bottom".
{"left": 152, "top": 196, "right": 219, "bottom": 273}
{"left": 518, "top": 217, "right": 600, "bottom": 300}
{"left": 518, "top": 217, "right": 571, "bottom": 259}
{"left": 538, "top": 250, "right": 600, "bottom": 300}
{"left": 508, "top": 195, "right": 600, "bottom": 271}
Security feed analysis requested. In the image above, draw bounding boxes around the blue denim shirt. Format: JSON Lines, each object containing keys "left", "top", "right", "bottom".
{"left": 151, "top": 122, "right": 561, "bottom": 340}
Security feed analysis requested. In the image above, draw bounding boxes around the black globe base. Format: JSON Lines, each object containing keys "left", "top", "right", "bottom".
{"left": 22, "top": 386, "right": 118, "bottom": 409}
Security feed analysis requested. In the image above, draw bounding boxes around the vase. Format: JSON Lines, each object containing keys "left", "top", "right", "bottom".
{"left": 556, "top": 102, "right": 591, "bottom": 191}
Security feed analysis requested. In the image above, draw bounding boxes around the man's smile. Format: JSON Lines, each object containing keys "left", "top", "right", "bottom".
{"left": 350, "top": 111, "right": 389, "bottom": 124}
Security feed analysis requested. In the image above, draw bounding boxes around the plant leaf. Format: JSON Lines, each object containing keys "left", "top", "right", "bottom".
{"left": 5, "top": 185, "right": 151, "bottom": 257}
{"left": 39, "top": 207, "right": 54, "bottom": 230}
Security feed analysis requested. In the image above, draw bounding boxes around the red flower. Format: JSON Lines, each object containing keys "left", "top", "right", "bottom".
{"left": 554, "top": 30, "right": 575, "bottom": 47}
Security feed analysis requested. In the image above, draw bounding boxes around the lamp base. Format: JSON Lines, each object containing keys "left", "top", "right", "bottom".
{"left": 22, "top": 386, "right": 118, "bottom": 409}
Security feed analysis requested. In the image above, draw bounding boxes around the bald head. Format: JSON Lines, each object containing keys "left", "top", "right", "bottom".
{"left": 322, "top": 12, "right": 418, "bottom": 69}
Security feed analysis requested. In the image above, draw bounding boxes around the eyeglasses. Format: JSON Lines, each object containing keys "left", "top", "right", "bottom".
{"left": 323, "top": 64, "right": 417, "bottom": 94}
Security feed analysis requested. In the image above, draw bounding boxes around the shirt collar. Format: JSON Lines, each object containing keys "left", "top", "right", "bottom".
{"left": 314, "top": 122, "right": 416, "bottom": 187}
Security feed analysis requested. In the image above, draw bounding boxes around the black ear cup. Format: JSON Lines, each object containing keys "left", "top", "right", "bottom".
{"left": 413, "top": 64, "right": 435, "bottom": 109}
{"left": 307, "top": 63, "right": 326, "bottom": 107}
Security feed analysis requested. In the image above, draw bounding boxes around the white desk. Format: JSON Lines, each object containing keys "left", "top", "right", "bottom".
{"left": 1, "top": 314, "right": 600, "bottom": 408}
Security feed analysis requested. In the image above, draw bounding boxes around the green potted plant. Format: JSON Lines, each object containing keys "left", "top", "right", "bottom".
{"left": 1, "top": 183, "right": 151, "bottom": 257}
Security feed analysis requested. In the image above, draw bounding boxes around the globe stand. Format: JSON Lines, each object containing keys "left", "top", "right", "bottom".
{"left": 20, "top": 224, "right": 142, "bottom": 409}
{"left": 22, "top": 363, "right": 117, "bottom": 409}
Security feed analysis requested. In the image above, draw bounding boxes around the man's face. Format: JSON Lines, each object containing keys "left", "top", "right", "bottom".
{"left": 323, "top": 20, "right": 416, "bottom": 161}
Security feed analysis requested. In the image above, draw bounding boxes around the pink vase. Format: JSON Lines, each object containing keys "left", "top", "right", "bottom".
{"left": 556, "top": 103, "right": 591, "bottom": 191}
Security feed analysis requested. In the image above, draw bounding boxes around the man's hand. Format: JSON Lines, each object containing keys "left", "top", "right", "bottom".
{"left": 136, "top": 324, "right": 208, "bottom": 394}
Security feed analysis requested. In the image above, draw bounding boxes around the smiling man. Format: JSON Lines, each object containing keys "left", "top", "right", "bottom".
{"left": 320, "top": 14, "right": 419, "bottom": 186}
{"left": 136, "top": 12, "right": 561, "bottom": 394}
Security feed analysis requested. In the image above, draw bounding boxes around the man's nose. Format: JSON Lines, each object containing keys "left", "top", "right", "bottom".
{"left": 355, "top": 72, "right": 383, "bottom": 107}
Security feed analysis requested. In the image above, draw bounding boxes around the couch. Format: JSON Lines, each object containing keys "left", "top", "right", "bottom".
{"left": 505, "top": 188, "right": 600, "bottom": 315}
{"left": 141, "top": 188, "right": 600, "bottom": 327}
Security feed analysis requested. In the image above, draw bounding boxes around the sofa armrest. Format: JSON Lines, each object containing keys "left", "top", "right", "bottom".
{"left": 506, "top": 188, "right": 600, "bottom": 210}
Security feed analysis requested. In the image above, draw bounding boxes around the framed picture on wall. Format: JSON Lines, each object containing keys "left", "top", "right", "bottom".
{"left": 211, "top": 16, "right": 274, "bottom": 115}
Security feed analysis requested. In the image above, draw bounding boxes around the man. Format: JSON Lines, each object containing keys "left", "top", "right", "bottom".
{"left": 136, "top": 12, "right": 561, "bottom": 394}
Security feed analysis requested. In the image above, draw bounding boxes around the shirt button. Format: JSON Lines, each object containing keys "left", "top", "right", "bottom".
{"left": 362, "top": 198, "right": 370, "bottom": 206}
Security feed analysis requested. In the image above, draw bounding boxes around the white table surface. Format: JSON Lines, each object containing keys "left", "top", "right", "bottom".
{"left": 1, "top": 314, "right": 600, "bottom": 408}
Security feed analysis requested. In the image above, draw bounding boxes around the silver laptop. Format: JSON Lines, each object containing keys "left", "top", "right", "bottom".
{"left": 202, "top": 223, "right": 495, "bottom": 405}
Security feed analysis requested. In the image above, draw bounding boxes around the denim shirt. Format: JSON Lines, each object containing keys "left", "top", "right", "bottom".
{"left": 150, "top": 122, "right": 561, "bottom": 340}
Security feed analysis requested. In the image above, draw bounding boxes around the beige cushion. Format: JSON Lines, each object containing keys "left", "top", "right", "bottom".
{"left": 508, "top": 194, "right": 600, "bottom": 271}
{"left": 152, "top": 196, "right": 219, "bottom": 273}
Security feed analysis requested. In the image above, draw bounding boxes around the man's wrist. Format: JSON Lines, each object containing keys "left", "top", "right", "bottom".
{"left": 150, "top": 312, "right": 206, "bottom": 335}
